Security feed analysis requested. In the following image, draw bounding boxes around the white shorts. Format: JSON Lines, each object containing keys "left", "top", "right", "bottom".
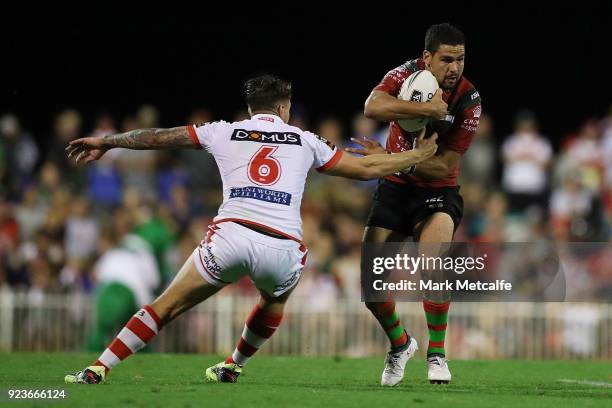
{"left": 192, "top": 220, "right": 308, "bottom": 297}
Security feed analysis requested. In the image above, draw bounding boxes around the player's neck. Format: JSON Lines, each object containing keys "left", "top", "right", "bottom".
{"left": 251, "top": 110, "right": 281, "bottom": 119}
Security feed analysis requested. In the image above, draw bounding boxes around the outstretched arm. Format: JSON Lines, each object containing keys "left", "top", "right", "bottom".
{"left": 324, "top": 131, "right": 438, "bottom": 180}
{"left": 102, "top": 127, "right": 194, "bottom": 150}
{"left": 345, "top": 133, "right": 460, "bottom": 180}
{"left": 66, "top": 126, "right": 195, "bottom": 164}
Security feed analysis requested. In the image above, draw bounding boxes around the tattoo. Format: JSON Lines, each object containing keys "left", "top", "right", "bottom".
{"left": 102, "top": 127, "right": 194, "bottom": 150}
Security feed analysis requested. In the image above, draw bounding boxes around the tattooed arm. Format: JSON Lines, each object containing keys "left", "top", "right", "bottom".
{"left": 65, "top": 126, "right": 196, "bottom": 164}
{"left": 102, "top": 127, "right": 194, "bottom": 150}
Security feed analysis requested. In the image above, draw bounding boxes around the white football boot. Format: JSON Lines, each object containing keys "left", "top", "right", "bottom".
{"left": 380, "top": 336, "right": 418, "bottom": 386}
{"left": 427, "top": 355, "right": 451, "bottom": 384}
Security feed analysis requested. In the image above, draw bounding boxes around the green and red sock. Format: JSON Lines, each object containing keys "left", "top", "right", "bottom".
{"left": 369, "top": 301, "right": 409, "bottom": 350}
{"left": 423, "top": 299, "right": 450, "bottom": 357}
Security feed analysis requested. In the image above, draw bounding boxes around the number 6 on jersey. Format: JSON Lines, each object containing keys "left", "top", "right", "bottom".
{"left": 248, "top": 146, "right": 281, "bottom": 185}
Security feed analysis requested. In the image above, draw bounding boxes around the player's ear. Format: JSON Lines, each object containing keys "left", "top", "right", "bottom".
{"left": 423, "top": 50, "right": 432, "bottom": 67}
{"left": 278, "top": 101, "right": 291, "bottom": 122}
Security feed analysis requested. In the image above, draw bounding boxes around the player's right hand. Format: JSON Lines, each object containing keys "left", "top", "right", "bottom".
{"left": 345, "top": 137, "right": 387, "bottom": 156}
{"left": 428, "top": 89, "right": 448, "bottom": 120}
{"left": 65, "top": 136, "right": 108, "bottom": 164}
{"left": 414, "top": 128, "right": 438, "bottom": 160}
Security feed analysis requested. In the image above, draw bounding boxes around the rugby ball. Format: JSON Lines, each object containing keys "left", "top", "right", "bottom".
{"left": 397, "top": 70, "right": 439, "bottom": 132}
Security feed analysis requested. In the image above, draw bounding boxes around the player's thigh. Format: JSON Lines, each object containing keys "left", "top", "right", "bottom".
{"left": 361, "top": 226, "right": 409, "bottom": 297}
{"left": 194, "top": 222, "right": 255, "bottom": 286}
{"left": 415, "top": 212, "right": 455, "bottom": 284}
{"left": 415, "top": 212, "right": 455, "bottom": 302}
{"left": 362, "top": 226, "right": 408, "bottom": 272}
{"left": 413, "top": 187, "right": 463, "bottom": 242}
{"left": 414, "top": 212, "right": 455, "bottom": 245}
{"left": 250, "top": 240, "right": 306, "bottom": 299}
{"left": 365, "top": 180, "right": 414, "bottom": 235}
{"left": 363, "top": 226, "right": 407, "bottom": 243}
{"left": 151, "top": 256, "right": 221, "bottom": 324}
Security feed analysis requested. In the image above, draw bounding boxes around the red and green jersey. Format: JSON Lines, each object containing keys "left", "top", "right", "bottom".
{"left": 374, "top": 58, "right": 482, "bottom": 188}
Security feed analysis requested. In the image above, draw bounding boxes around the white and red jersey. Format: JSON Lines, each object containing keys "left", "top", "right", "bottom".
{"left": 187, "top": 113, "right": 342, "bottom": 240}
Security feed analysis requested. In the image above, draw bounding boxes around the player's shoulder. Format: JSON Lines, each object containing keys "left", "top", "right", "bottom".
{"left": 457, "top": 76, "right": 480, "bottom": 103}
{"left": 279, "top": 121, "right": 306, "bottom": 134}
{"left": 387, "top": 58, "right": 425, "bottom": 76}
{"left": 195, "top": 119, "right": 230, "bottom": 130}
{"left": 376, "top": 58, "right": 424, "bottom": 94}
{"left": 298, "top": 128, "right": 337, "bottom": 151}
{"left": 453, "top": 76, "right": 481, "bottom": 111}
{"left": 405, "top": 58, "right": 426, "bottom": 73}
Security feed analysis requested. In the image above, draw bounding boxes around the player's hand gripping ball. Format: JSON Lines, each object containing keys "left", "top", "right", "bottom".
{"left": 397, "top": 70, "right": 440, "bottom": 132}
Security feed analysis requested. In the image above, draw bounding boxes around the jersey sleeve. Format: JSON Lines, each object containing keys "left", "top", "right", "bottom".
{"left": 304, "top": 131, "right": 343, "bottom": 172}
{"left": 442, "top": 103, "right": 481, "bottom": 155}
{"left": 186, "top": 121, "right": 228, "bottom": 152}
{"left": 373, "top": 64, "right": 411, "bottom": 96}
{"left": 442, "top": 85, "right": 482, "bottom": 155}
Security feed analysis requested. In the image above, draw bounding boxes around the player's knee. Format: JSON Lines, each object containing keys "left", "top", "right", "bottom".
{"left": 260, "top": 285, "right": 295, "bottom": 305}
{"left": 260, "top": 293, "right": 288, "bottom": 306}
{"left": 258, "top": 291, "right": 292, "bottom": 315}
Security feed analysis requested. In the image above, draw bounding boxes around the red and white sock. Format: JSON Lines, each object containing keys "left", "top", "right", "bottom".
{"left": 226, "top": 304, "right": 283, "bottom": 367}
{"left": 94, "top": 305, "right": 162, "bottom": 373}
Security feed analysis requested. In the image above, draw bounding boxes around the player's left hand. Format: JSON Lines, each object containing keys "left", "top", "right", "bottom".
{"left": 65, "top": 136, "right": 109, "bottom": 164}
{"left": 345, "top": 137, "right": 387, "bottom": 156}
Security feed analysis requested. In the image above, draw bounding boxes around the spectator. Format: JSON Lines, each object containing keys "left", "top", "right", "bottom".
{"left": 346, "top": 113, "right": 386, "bottom": 189}
{"left": 47, "top": 109, "right": 83, "bottom": 176}
{"left": 86, "top": 113, "right": 122, "bottom": 209}
{"left": 64, "top": 196, "right": 99, "bottom": 262}
{"left": 2, "top": 197, "right": 28, "bottom": 287}
{"left": 14, "top": 186, "right": 46, "bottom": 241}
{"left": 316, "top": 117, "right": 344, "bottom": 148}
{"left": 550, "top": 173, "right": 606, "bottom": 241}
{"left": 37, "top": 161, "right": 62, "bottom": 206}
{"left": 461, "top": 113, "right": 497, "bottom": 187}
{"left": 0, "top": 114, "right": 40, "bottom": 198}
{"left": 157, "top": 151, "right": 190, "bottom": 205}
{"left": 347, "top": 112, "right": 385, "bottom": 149}
{"left": 179, "top": 108, "right": 219, "bottom": 194}
{"left": 601, "top": 110, "right": 612, "bottom": 224}
{"left": 564, "top": 119, "right": 604, "bottom": 194}
{"left": 501, "top": 110, "right": 552, "bottom": 213}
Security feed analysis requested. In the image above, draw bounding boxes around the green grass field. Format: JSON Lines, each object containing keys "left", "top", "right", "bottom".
{"left": 0, "top": 353, "right": 610, "bottom": 407}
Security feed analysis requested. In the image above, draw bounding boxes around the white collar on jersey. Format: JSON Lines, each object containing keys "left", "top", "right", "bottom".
{"left": 251, "top": 113, "right": 284, "bottom": 124}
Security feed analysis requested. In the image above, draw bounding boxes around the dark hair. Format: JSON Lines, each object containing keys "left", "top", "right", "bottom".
{"left": 244, "top": 74, "right": 292, "bottom": 111}
{"left": 424, "top": 23, "right": 465, "bottom": 53}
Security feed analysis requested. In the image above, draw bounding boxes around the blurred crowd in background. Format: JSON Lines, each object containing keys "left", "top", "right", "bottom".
{"left": 1, "top": 104, "right": 611, "bottom": 302}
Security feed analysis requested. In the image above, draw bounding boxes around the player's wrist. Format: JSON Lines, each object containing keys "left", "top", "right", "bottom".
{"left": 401, "top": 164, "right": 417, "bottom": 175}
{"left": 100, "top": 135, "right": 113, "bottom": 149}
{"left": 422, "top": 103, "right": 437, "bottom": 119}
{"left": 413, "top": 145, "right": 431, "bottom": 163}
